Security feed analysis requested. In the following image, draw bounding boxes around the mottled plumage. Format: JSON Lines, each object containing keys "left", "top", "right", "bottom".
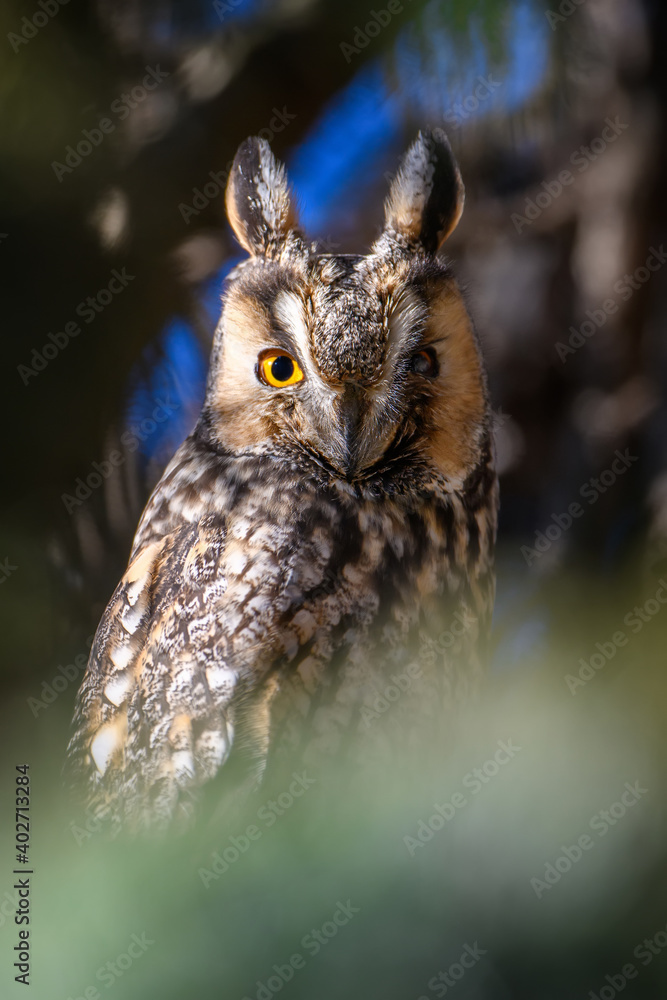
{"left": 67, "top": 129, "right": 498, "bottom": 832}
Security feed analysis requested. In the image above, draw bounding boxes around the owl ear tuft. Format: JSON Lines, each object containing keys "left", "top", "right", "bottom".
{"left": 225, "top": 137, "right": 299, "bottom": 258}
{"left": 382, "top": 128, "right": 464, "bottom": 254}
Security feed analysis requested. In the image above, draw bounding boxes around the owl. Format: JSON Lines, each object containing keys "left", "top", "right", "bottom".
{"left": 67, "top": 128, "right": 498, "bottom": 833}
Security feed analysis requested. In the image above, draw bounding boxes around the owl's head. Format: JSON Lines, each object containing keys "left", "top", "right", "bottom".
{"left": 199, "top": 129, "right": 491, "bottom": 492}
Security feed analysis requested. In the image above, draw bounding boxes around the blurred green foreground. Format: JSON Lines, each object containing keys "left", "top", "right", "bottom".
{"left": 2, "top": 551, "right": 667, "bottom": 1000}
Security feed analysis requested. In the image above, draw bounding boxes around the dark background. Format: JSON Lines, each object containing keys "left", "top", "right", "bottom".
{"left": 1, "top": 1, "right": 667, "bottom": 998}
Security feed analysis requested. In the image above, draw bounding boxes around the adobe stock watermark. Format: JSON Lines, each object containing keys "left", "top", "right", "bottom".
{"left": 28, "top": 636, "right": 93, "bottom": 718}
{"left": 0, "top": 884, "right": 23, "bottom": 930}
{"left": 17, "top": 267, "right": 135, "bottom": 385}
{"left": 360, "top": 661, "right": 422, "bottom": 727}
{"left": 565, "top": 578, "right": 667, "bottom": 694}
{"left": 403, "top": 739, "right": 522, "bottom": 857}
{"left": 512, "top": 117, "right": 629, "bottom": 234}
{"left": 68, "top": 806, "right": 105, "bottom": 847}
{"left": 65, "top": 932, "right": 154, "bottom": 1000}
{"left": 529, "top": 780, "right": 647, "bottom": 899}
{"left": 417, "top": 942, "right": 487, "bottom": 1000}
{"left": 444, "top": 75, "right": 502, "bottom": 129}
{"left": 241, "top": 901, "right": 359, "bottom": 1000}
{"left": 61, "top": 395, "right": 179, "bottom": 515}
{"left": 521, "top": 449, "right": 638, "bottom": 566}
{"left": 340, "top": 0, "right": 405, "bottom": 63}
{"left": 556, "top": 246, "right": 667, "bottom": 362}
{"left": 198, "top": 771, "right": 316, "bottom": 887}
{"left": 493, "top": 406, "right": 511, "bottom": 430}
{"left": 545, "top": 0, "right": 586, "bottom": 31}
{"left": 0, "top": 556, "right": 18, "bottom": 586}
{"left": 213, "top": 0, "right": 245, "bottom": 21}
{"left": 51, "top": 66, "right": 170, "bottom": 182}
{"left": 588, "top": 918, "right": 667, "bottom": 1000}
{"left": 424, "top": 609, "right": 478, "bottom": 661}
{"left": 362, "top": 608, "right": 478, "bottom": 724}
{"left": 8, "top": 0, "right": 69, "bottom": 53}
{"left": 179, "top": 107, "right": 296, "bottom": 224}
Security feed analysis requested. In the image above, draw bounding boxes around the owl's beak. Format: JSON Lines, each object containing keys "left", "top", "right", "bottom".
{"left": 329, "top": 381, "right": 386, "bottom": 480}
{"left": 337, "top": 383, "right": 363, "bottom": 478}
{"left": 314, "top": 383, "right": 388, "bottom": 480}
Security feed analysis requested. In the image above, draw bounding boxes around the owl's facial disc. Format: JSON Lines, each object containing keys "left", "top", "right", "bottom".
{"left": 204, "top": 260, "right": 486, "bottom": 488}
{"left": 201, "top": 128, "right": 489, "bottom": 488}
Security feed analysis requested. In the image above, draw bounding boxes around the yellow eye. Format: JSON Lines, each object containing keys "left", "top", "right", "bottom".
{"left": 258, "top": 350, "right": 304, "bottom": 388}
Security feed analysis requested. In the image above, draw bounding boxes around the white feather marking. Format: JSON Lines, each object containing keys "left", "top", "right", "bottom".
{"left": 274, "top": 289, "right": 308, "bottom": 350}
{"left": 244, "top": 594, "right": 273, "bottom": 617}
{"left": 180, "top": 500, "right": 203, "bottom": 522}
{"left": 205, "top": 664, "right": 237, "bottom": 695}
{"left": 90, "top": 724, "right": 123, "bottom": 776}
{"left": 109, "top": 643, "right": 134, "bottom": 671}
{"left": 225, "top": 546, "right": 249, "bottom": 575}
{"left": 121, "top": 601, "right": 145, "bottom": 635}
{"left": 244, "top": 558, "right": 279, "bottom": 588}
{"left": 230, "top": 517, "right": 253, "bottom": 540}
{"left": 172, "top": 750, "right": 196, "bottom": 782}
{"left": 104, "top": 672, "right": 132, "bottom": 707}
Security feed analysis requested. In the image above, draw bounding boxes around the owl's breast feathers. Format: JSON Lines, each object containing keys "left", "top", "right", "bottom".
{"left": 67, "top": 433, "right": 497, "bottom": 830}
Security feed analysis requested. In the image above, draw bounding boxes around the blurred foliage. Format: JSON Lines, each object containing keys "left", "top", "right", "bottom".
{"left": 3, "top": 574, "right": 667, "bottom": 998}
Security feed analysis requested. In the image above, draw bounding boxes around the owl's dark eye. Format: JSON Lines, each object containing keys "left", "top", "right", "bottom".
{"left": 410, "top": 348, "right": 439, "bottom": 378}
{"left": 257, "top": 349, "right": 304, "bottom": 387}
